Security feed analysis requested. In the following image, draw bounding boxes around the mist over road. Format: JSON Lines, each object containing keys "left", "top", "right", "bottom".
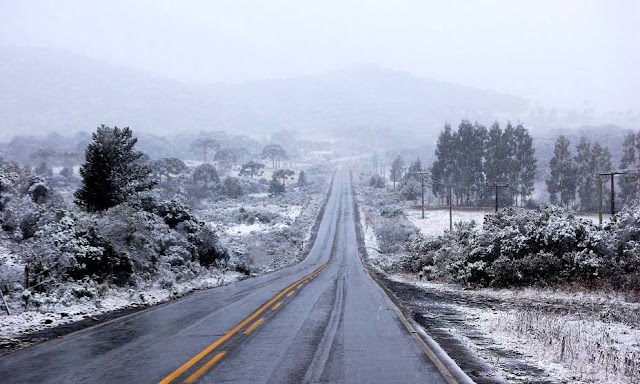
{"left": 0, "top": 169, "right": 449, "bottom": 383}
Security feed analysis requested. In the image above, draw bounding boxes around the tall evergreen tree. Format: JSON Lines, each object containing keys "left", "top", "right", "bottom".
{"left": 484, "top": 122, "right": 504, "bottom": 183}
{"left": 75, "top": 125, "right": 154, "bottom": 212}
{"left": 451, "top": 121, "right": 485, "bottom": 204}
{"left": 619, "top": 131, "right": 639, "bottom": 205}
{"left": 500, "top": 122, "right": 517, "bottom": 205}
{"left": 546, "top": 135, "right": 577, "bottom": 207}
{"left": 431, "top": 124, "right": 455, "bottom": 201}
{"left": 513, "top": 124, "right": 536, "bottom": 205}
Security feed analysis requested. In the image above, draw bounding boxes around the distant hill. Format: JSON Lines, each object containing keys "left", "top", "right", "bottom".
{"left": 0, "top": 46, "right": 529, "bottom": 144}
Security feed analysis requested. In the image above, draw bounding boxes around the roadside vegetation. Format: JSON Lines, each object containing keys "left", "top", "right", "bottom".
{"left": 355, "top": 141, "right": 640, "bottom": 383}
{"left": 0, "top": 126, "right": 330, "bottom": 350}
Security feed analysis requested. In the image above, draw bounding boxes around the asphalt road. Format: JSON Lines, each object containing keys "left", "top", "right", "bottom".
{"left": 0, "top": 168, "right": 450, "bottom": 383}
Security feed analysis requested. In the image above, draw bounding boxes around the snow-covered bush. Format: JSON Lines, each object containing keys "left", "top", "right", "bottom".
{"left": 369, "top": 174, "right": 385, "bottom": 188}
{"left": 408, "top": 205, "right": 640, "bottom": 291}
{"left": 603, "top": 203, "right": 640, "bottom": 290}
{"left": 192, "top": 225, "right": 229, "bottom": 267}
{"left": 221, "top": 176, "right": 243, "bottom": 198}
{"left": 374, "top": 219, "right": 418, "bottom": 253}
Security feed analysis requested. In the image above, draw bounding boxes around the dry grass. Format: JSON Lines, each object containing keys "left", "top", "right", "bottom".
{"left": 491, "top": 309, "right": 640, "bottom": 383}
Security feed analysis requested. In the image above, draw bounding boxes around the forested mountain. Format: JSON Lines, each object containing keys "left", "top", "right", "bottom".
{"left": 0, "top": 46, "right": 528, "bottom": 143}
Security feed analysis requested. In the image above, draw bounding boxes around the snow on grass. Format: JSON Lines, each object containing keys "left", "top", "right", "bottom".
{"left": 0, "top": 270, "right": 242, "bottom": 346}
{"left": 210, "top": 203, "right": 304, "bottom": 237}
{"left": 406, "top": 208, "right": 492, "bottom": 237}
{"left": 459, "top": 306, "right": 640, "bottom": 384}
{"left": 390, "top": 274, "right": 640, "bottom": 384}
{"left": 407, "top": 208, "right": 613, "bottom": 238}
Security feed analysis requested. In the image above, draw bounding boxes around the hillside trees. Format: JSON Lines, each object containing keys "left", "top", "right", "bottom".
{"left": 213, "top": 148, "right": 236, "bottom": 174}
{"left": 239, "top": 161, "right": 265, "bottom": 178}
{"left": 191, "top": 136, "right": 220, "bottom": 163}
{"left": 262, "top": 144, "right": 287, "bottom": 168}
{"left": 75, "top": 125, "right": 154, "bottom": 212}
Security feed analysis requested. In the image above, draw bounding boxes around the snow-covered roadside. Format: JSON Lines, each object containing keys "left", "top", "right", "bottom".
{"left": 355, "top": 173, "right": 639, "bottom": 383}
{"left": 0, "top": 268, "right": 243, "bottom": 351}
{"left": 389, "top": 274, "right": 640, "bottom": 384}
{"left": 0, "top": 171, "right": 326, "bottom": 353}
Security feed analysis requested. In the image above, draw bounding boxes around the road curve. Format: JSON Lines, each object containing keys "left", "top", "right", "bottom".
{"left": 0, "top": 168, "right": 450, "bottom": 383}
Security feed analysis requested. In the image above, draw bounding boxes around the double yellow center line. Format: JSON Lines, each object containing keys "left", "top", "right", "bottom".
{"left": 159, "top": 262, "right": 329, "bottom": 383}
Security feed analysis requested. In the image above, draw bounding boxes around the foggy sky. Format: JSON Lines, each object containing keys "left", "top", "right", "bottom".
{"left": 1, "top": 0, "right": 638, "bottom": 112}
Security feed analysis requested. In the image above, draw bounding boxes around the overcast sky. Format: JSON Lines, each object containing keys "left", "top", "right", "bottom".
{"left": 1, "top": 0, "right": 638, "bottom": 112}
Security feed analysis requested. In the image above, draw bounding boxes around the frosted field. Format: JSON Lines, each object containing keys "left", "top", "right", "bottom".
{"left": 405, "top": 207, "right": 493, "bottom": 237}
{"left": 407, "top": 207, "right": 613, "bottom": 237}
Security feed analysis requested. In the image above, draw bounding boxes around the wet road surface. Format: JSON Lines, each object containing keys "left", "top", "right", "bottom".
{"left": 0, "top": 169, "right": 449, "bottom": 383}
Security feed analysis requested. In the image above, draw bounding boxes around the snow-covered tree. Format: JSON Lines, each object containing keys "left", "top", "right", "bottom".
{"left": 270, "top": 169, "right": 295, "bottom": 193}
{"left": 75, "top": 125, "right": 154, "bottom": 212}
{"left": 221, "top": 176, "right": 243, "bottom": 198}
{"left": 239, "top": 161, "right": 265, "bottom": 178}
{"left": 191, "top": 163, "right": 220, "bottom": 187}
{"left": 150, "top": 157, "right": 188, "bottom": 182}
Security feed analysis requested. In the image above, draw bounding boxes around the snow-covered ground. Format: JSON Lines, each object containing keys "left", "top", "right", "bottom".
{"left": 406, "top": 208, "right": 492, "bottom": 237}
{"left": 0, "top": 165, "right": 331, "bottom": 352}
{"left": 356, "top": 177, "right": 639, "bottom": 383}
{"left": 0, "top": 269, "right": 242, "bottom": 350}
{"left": 407, "top": 207, "right": 613, "bottom": 237}
{"left": 390, "top": 274, "right": 640, "bottom": 384}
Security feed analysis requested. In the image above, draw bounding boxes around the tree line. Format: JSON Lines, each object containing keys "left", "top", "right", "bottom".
{"left": 429, "top": 120, "right": 536, "bottom": 206}
{"left": 547, "top": 131, "right": 639, "bottom": 211}
{"left": 383, "top": 121, "right": 639, "bottom": 212}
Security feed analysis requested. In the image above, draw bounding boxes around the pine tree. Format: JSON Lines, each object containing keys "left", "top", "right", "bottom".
{"left": 619, "top": 132, "right": 639, "bottom": 205}
{"left": 75, "top": 125, "right": 154, "bottom": 212}
{"left": 546, "top": 135, "right": 577, "bottom": 208}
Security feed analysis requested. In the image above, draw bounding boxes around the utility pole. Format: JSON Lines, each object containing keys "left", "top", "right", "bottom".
{"left": 598, "top": 171, "right": 630, "bottom": 220}
{"left": 445, "top": 185, "right": 454, "bottom": 231}
{"left": 486, "top": 182, "right": 509, "bottom": 213}
{"left": 409, "top": 171, "right": 430, "bottom": 219}
{"left": 598, "top": 175, "right": 603, "bottom": 227}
